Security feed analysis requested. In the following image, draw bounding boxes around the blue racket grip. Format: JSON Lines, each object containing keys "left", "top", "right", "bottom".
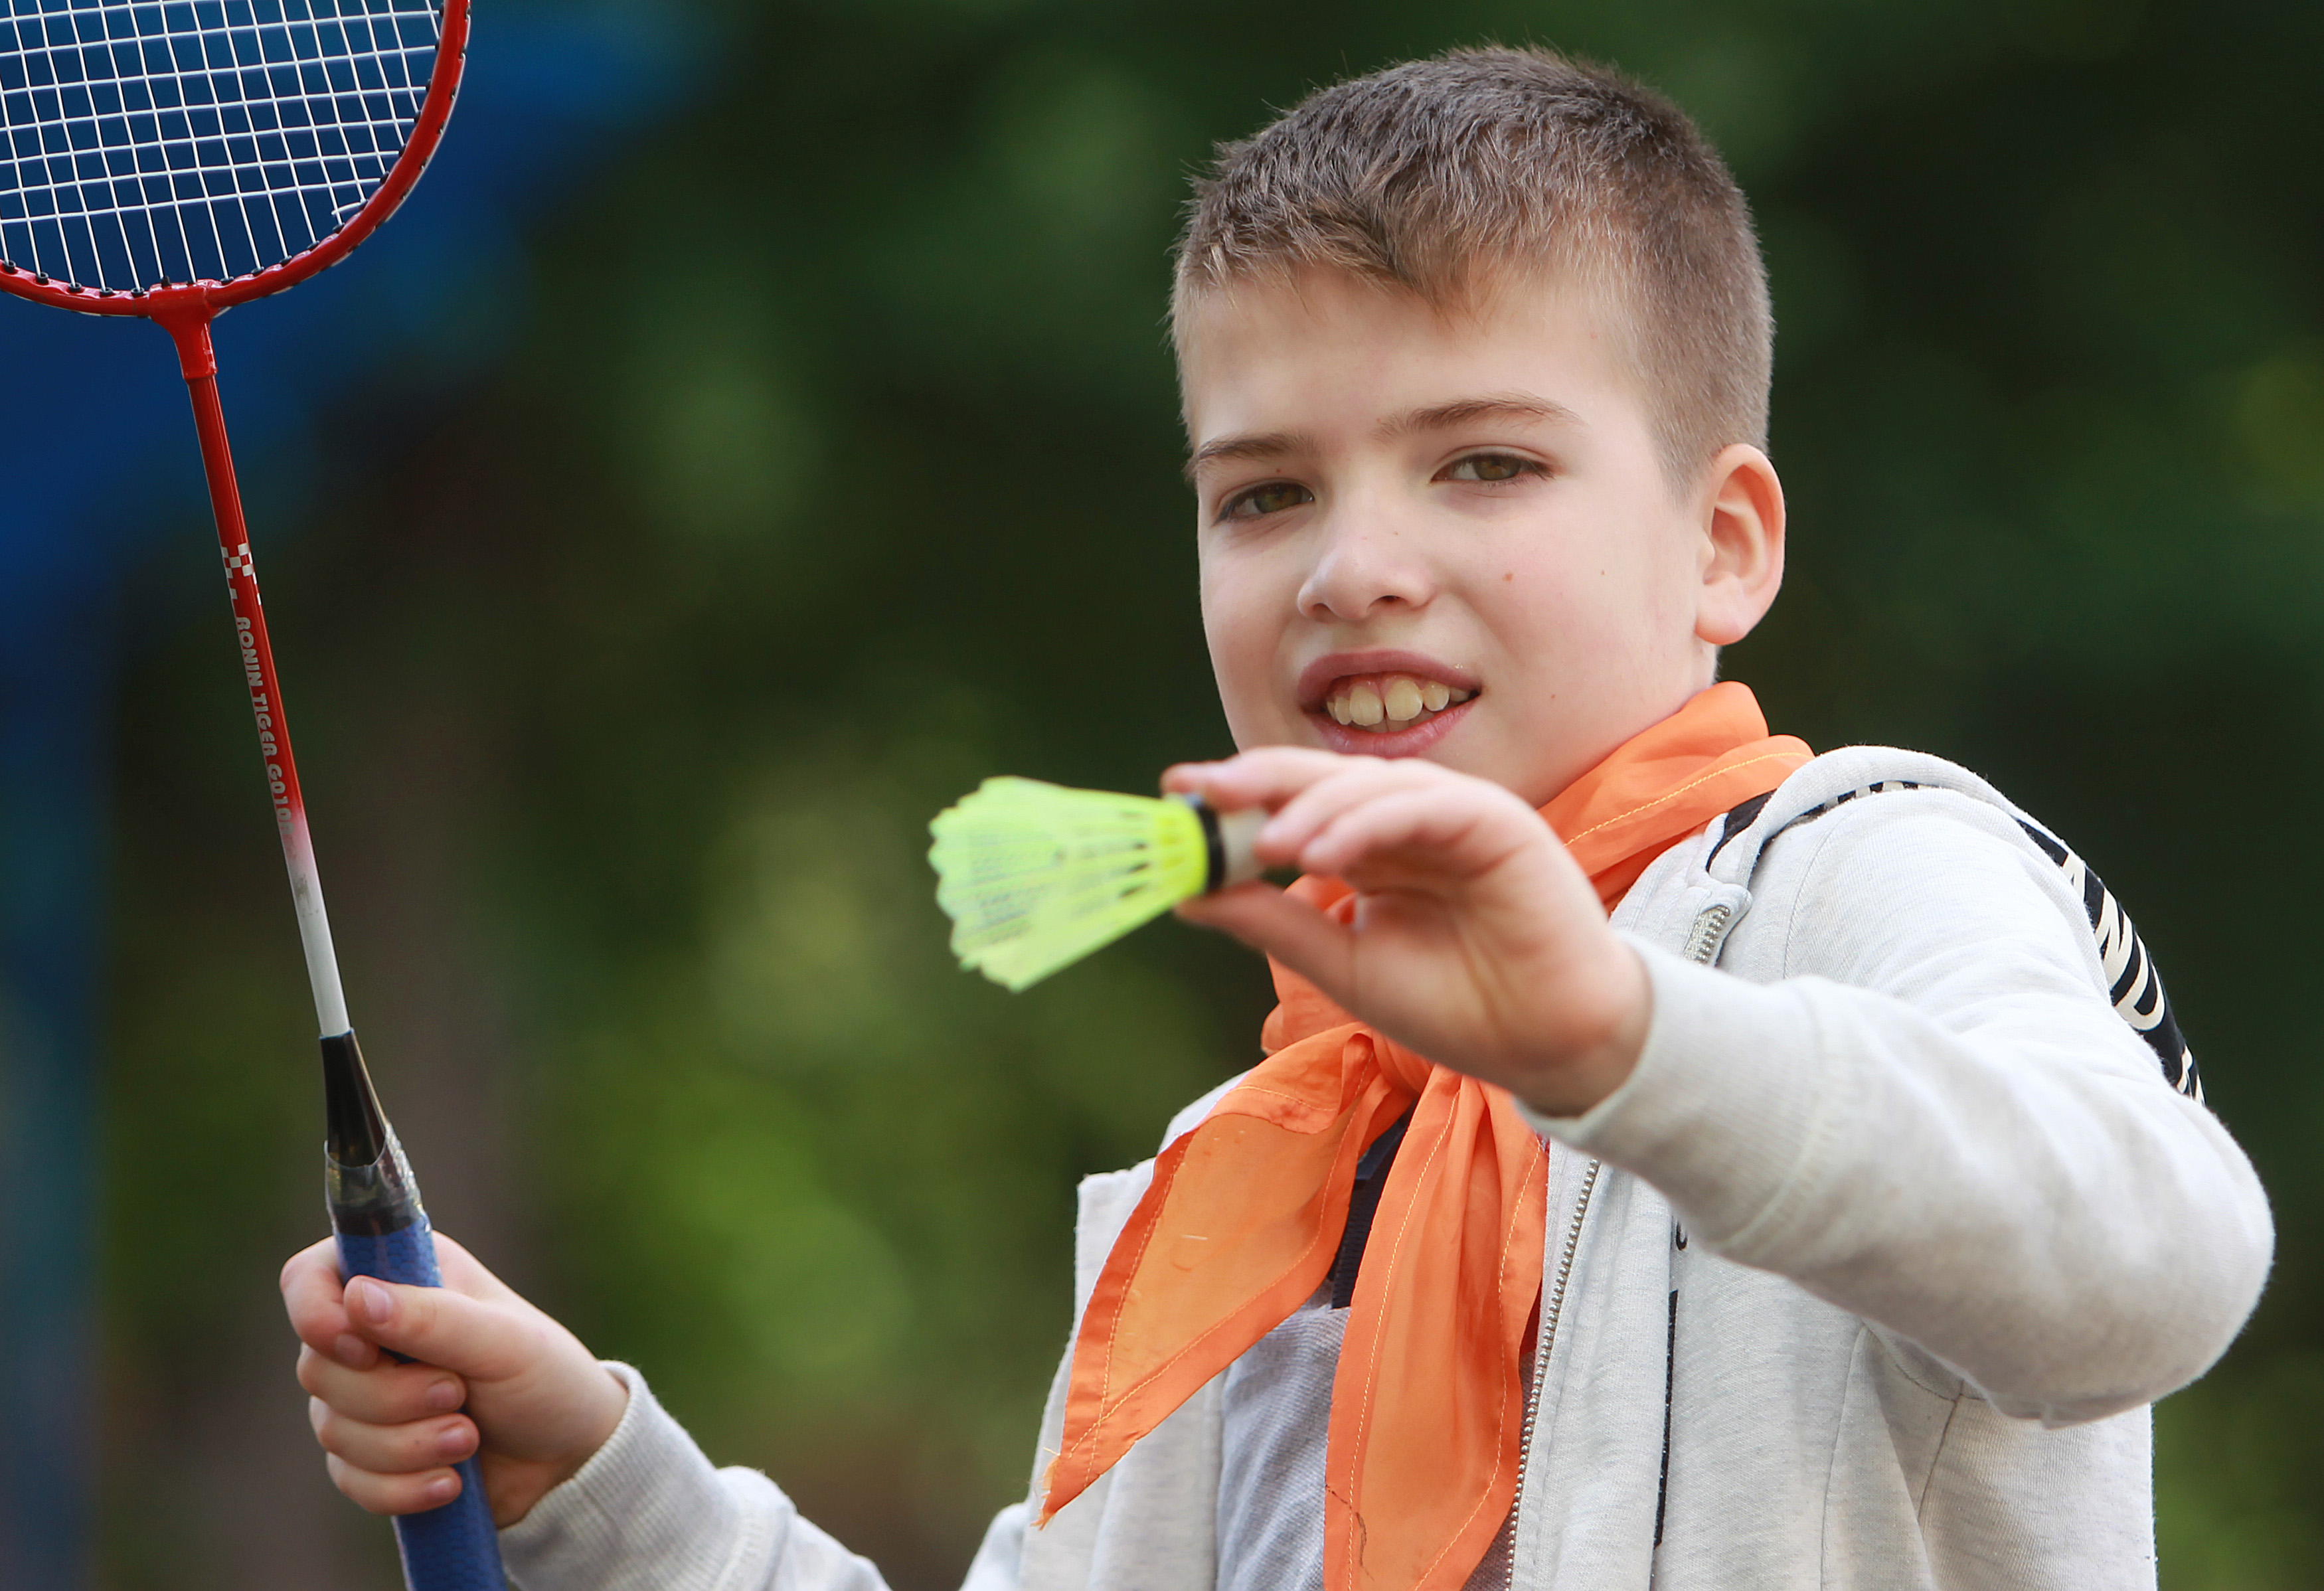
{"left": 337, "top": 1217, "right": 509, "bottom": 1591}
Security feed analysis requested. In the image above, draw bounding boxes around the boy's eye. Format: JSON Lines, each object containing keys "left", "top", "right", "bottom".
{"left": 1220, "top": 481, "right": 1316, "bottom": 520}
{"left": 1442, "top": 453, "right": 1539, "bottom": 484}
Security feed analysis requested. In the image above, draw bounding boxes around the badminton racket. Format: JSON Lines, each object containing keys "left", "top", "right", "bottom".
{"left": 0, "top": 4, "right": 499, "bottom": 1586}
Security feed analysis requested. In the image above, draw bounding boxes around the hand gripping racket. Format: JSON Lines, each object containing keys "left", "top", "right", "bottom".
{"left": 0, "top": 5, "right": 499, "bottom": 1586}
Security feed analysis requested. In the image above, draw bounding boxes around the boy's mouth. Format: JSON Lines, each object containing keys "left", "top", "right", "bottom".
{"left": 1297, "top": 652, "right": 1483, "bottom": 755}
{"left": 1319, "top": 672, "right": 1475, "bottom": 731}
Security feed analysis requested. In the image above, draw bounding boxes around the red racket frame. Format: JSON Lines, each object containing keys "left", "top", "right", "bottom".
{"left": 0, "top": 0, "right": 471, "bottom": 1039}
{"left": 0, "top": 0, "right": 471, "bottom": 319}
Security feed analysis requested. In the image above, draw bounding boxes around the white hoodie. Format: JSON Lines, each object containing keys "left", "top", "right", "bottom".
{"left": 501, "top": 748, "right": 2273, "bottom": 1591}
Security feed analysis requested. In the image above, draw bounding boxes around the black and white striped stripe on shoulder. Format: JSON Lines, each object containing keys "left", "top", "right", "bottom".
{"left": 2011, "top": 820, "right": 2201, "bottom": 1102}
{"left": 1740, "top": 781, "right": 2203, "bottom": 1102}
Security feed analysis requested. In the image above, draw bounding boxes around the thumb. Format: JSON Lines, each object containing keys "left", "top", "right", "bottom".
{"left": 1177, "top": 880, "right": 1355, "bottom": 988}
{"left": 343, "top": 1274, "right": 539, "bottom": 1384}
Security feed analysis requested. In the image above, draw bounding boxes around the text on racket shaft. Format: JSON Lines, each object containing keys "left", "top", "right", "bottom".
{"left": 234, "top": 616, "right": 296, "bottom": 835}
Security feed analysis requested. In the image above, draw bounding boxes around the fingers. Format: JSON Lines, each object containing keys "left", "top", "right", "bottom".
{"left": 1177, "top": 882, "right": 1356, "bottom": 987}
{"left": 1265, "top": 767, "right": 1488, "bottom": 873}
{"left": 302, "top": 1325, "right": 479, "bottom": 1520}
{"left": 280, "top": 1230, "right": 528, "bottom": 1379}
{"left": 1291, "top": 784, "right": 1522, "bottom": 882}
{"left": 284, "top": 1230, "right": 631, "bottom": 1531}
{"left": 1173, "top": 751, "right": 1537, "bottom": 882}
{"left": 426, "top": 1231, "right": 525, "bottom": 1308}
{"left": 281, "top": 1238, "right": 377, "bottom": 1371}
{"left": 310, "top": 1395, "right": 477, "bottom": 1477}
{"left": 298, "top": 1343, "right": 468, "bottom": 1426}
{"left": 324, "top": 1451, "right": 468, "bottom": 1517}
{"left": 338, "top": 1275, "right": 550, "bottom": 1384}
{"left": 288, "top": 1242, "right": 546, "bottom": 1393}
{"left": 1169, "top": 751, "right": 1442, "bottom": 871}
{"left": 1164, "top": 747, "right": 1369, "bottom": 818}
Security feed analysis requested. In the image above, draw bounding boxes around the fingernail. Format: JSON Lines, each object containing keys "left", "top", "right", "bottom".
{"left": 331, "top": 1333, "right": 370, "bottom": 1369}
{"left": 424, "top": 1379, "right": 464, "bottom": 1413}
{"left": 438, "top": 1424, "right": 473, "bottom": 1458}
{"left": 347, "top": 1278, "right": 392, "bottom": 1327}
{"left": 426, "top": 1475, "right": 458, "bottom": 1505}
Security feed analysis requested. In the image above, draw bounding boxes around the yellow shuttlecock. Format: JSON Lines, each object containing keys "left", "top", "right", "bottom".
{"left": 928, "top": 776, "right": 1265, "bottom": 991}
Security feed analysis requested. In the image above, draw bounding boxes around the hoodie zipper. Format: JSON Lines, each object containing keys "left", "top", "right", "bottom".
{"left": 1506, "top": 1155, "right": 1598, "bottom": 1585}
{"left": 1680, "top": 902, "right": 1733, "bottom": 963}
{"left": 1503, "top": 900, "right": 1735, "bottom": 1584}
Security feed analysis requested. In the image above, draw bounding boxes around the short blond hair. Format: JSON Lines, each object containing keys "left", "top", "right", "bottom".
{"left": 1173, "top": 46, "right": 1772, "bottom": 487}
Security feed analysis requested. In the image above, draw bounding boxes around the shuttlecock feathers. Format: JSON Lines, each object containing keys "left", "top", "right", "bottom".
{"left": 928, "top": 777, "right": 1212, "bottom": 991}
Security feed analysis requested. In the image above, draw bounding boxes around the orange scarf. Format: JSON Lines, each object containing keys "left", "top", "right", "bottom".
{"left": 1038, "top": 683, "right": 1811, "bottom": 1590}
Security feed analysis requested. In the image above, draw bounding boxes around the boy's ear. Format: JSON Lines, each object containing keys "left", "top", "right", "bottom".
{"left": 1693, "top": 444, "right": 1785, "bottom": 648}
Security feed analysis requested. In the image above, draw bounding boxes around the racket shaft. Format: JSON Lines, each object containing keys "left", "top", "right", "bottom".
{"left": 167, "top": 313, "right": 352, "bottom": 1037}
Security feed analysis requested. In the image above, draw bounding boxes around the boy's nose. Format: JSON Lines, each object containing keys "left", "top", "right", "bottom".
{"left": 1295, "top": 511, "right": 1437, "bottom": 624}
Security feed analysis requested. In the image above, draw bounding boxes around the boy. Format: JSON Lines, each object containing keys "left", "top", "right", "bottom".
{"left": 280, "top": 47, "right": 2272, "bottom": 1590}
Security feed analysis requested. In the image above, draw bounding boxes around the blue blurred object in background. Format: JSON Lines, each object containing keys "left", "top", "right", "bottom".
{"left": 0, "top": 9, "right": 687, "bottom": 1583}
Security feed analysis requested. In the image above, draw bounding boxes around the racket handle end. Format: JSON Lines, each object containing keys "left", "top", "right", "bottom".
{"left": 394, "top": 1463, "right": 506, "bottom": 1591}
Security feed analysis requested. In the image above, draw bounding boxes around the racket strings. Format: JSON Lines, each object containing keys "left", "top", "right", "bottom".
{"left": 0, "top": 0, "right": 440, "bottom": 293}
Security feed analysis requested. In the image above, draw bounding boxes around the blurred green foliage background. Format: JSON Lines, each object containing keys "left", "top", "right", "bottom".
{"left": 94, "top": 0, "right": 2323, "bottom": 1585}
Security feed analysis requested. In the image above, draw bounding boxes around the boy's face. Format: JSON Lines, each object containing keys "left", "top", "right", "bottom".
{"left": 1179, "top": 269, "right": 1776, "bottom": 807}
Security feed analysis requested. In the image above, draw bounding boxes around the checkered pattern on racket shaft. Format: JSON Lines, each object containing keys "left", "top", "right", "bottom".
{"left": 0, "top": 0, "right": 442, "bottom": 295}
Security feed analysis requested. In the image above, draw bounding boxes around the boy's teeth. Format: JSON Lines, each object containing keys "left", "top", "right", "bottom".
{"left": 1319, "top": 671, "right": 1476, "bottom": 732}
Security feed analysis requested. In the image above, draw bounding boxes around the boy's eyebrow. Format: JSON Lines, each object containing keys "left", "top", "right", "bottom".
{"left": 1184, "top": 394, "right": 1582, "bottom": 481}
{"left": 1184, "top": 430, "right": 1314, "bottom": 482}
{"left": 1376, "top": 392, "right": 1583, "bottom": 438}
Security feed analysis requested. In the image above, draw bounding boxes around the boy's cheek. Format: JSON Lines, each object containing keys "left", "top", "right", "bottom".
{"left": 1199, "top": 589, "right": 1288, "bottom": 743}
{"left": 1216, "top": 677, "right": 1311, "bottom": 754}
{"left": 1211, "top": 615, "right": 1315, "bottom": 749}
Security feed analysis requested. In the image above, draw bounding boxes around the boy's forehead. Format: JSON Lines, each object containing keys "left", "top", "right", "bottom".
{"left": 1178, "top": 268, "right": 1641, "bottom": 446}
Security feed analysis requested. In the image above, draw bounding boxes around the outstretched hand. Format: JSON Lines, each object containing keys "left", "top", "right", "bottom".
{"left": 282, "top": 1232, "right": 626, "bottom": 1528}
{"left": 1166, "top": 748, "right": 1650, "bottom": 1118}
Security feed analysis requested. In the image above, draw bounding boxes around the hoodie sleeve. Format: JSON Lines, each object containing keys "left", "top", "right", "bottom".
{"left": 1523, "top": 790, "right": 2273, "bottom": 1426}
{"left": 499, "top": 1363, "right": 891, "bottom": 1591}
{"left": 498, "top": 1100, "right": 1211, "bottom": 1591}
